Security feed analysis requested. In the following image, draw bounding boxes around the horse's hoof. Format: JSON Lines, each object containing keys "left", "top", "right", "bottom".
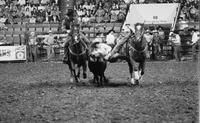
{"left": 131, "top": 78, "right": 135, "bottom": 85}
{"left": 70, "top": 78, "right": 73, "bottom": 83}
{"left": 130, "top": 79, "right": 139, "bottom": 86}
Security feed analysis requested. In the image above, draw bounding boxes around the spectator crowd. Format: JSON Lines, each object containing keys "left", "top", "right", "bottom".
{"left": 75, "top": 0, "right": 129, "bottom": 25}
{"left": 0, "top": 0, "right": 60, "bottom": 26}
{"left": 0, "top": 0, "right": 198, "bottom": 62}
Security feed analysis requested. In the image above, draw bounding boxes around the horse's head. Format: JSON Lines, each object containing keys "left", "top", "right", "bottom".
{"left": 134, "top": 23, "right": 145, "bottom": 42}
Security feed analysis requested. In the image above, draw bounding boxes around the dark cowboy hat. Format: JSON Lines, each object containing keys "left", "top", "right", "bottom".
{"left": 188, "top": 28, "right": 197, "bottom": 31}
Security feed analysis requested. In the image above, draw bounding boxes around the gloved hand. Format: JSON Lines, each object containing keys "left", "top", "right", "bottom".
{"left": 104, "top": 52, "right": 111, "bottom": 60}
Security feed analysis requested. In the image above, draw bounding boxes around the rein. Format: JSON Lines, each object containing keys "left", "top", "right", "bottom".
{"left": 128, "top": 33, "right": 147, "bottom": 53}
{"left": 128, "top": 43, "right": 147, "bottom": 53}
{"left": 68, "top": 41, "right": 87, "bottom": 56}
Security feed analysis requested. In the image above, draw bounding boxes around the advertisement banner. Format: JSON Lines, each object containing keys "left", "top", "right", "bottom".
{"left": 0, "top": 45, "right": 26, "bottom": 61}
{"left": 123, "top": 3, "right": 180, "bottom": 30}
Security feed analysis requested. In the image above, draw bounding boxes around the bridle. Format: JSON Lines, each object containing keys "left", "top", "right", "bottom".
{"left": 68, "top": 36, "right": 88, "bottom": 56}
{"left": 128, "top": 31, "right": 147, "bottom": 53}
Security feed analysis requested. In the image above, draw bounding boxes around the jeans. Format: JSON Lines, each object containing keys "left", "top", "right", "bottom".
{"left": 173, "top": 45, "right": 181, "bottom": 61}
{"left": 192, "top": 43, "right": 199, "bottom": 61}
{"left": 43, "top": 46, "right": 55, "bottom": 61}
{"left": 28, "top": 45, "right": 38, "bottom": 62}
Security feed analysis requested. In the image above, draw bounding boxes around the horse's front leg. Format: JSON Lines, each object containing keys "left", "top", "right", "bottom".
{"left": 77, "top": 65, "right": 81, "bottom": 78}
{"left": 82, "top": 61, "right": 87, "bottom": 79}
{"left": 71, "top": 63, "right": 79, "bottom": 83}
{"left": 127, "top": 58, "right": 134, "bottom": 85}
{"left": 139, "top": 61, "right": 145, "bottom": 80}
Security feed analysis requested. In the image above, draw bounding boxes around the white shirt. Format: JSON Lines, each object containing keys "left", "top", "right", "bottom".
{"left": 191, "top": 31, "right": 200, "bottom": 44}
{"left": 106, "top": 33, "right": 115, "bottom": 45}
{"left": 170, "top": 34, "right": 181, "bottom": 45}
{"left": 38, "top": 5, "right": 45, "bottom": 10}
{"left": 91, "top": 43, "right": 112, "bottom": 57}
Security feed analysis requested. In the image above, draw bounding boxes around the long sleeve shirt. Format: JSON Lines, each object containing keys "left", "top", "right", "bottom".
{"left": 191, "top": 32, "right": 200, "bottom": 44}
{"left": 43, "top": 35, "right": 55, "bottom": 46}
{"left": 169, "top": 34, "right": 181, "bottom": 45}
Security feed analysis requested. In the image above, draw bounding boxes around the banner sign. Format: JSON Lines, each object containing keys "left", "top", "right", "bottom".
{"left": 123, "top": 3, "right": 180, "bottom": 30}
{"left": 0, "top": 45, "right": 26, "bottom": 61}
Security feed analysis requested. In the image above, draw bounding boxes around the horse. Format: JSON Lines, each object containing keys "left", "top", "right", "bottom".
{"left": 88, "top": 42, "right": 108, "bottom": 86}
{"left": 109, "top": 23, "right": 147, "bottom": 85}
{"left": 64, "top": 32, "right": 88, "bottom": 83}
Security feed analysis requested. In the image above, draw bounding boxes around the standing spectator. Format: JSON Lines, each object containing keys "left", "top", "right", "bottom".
{"left": 42, "top": 30, "right": 55, "bottom": 61}
{"left": 144, "top": 29, "right": 153, "bottom": 59}
{"left": 169, "top": 31, "right": 182, "bottom": 61}
{"left": 28, "top": 32, "right": 38, "bottom": 62}
{"left": 158, "top": 27, "right": 165, "bottom": 54}
{"left": 191, "top": 28, "right": 199, "bottom": 61}
{"left": 152, "top": 30, "right": 162, "bottom": 60}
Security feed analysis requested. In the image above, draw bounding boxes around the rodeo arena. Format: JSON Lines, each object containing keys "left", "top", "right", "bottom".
{"left": 0, "top": 0, "right": 199, "bottom": 122}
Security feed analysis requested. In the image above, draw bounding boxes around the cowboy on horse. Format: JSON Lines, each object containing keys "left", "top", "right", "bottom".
{"left": 93, "top": 23, "right": 147, "bottom": 85}
{"left": 62, "top": 23, "right": 90, "bottom": 64}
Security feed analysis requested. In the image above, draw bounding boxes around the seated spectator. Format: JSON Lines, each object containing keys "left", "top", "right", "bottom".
{"left": 82, "top": 15, "right": 90, "bottom": 24}
{"left": 31, "top": 8, "right": 38, "bottom": 17}
{"left": 18, "top": 0, "right": 26, "bottom": 6}
{"left": 41, "top": 0, "right": 50, "bottom": 5}
{"left": 95, "top": 6, "right": 105, "bottom": 17}
{"left": 0, "top": 15, "right": 8, "bottom": 28}
{"left": 0, "top": 35, "right": 8, "bottom": 46}
{"left": 24, "top": 7, "right": 31, "bottom": 18}
{"left": 112, "top": 3, "right": 119, "bottom": 10}
{"left": 51, "top": 7, "right": 60, "bottom": 22}
{"left": 36, "top": 9, "right": 45, "bottom": 23}
{"left": 189, "top": 5, "right": 198, "bottom": 21}
{"left": 83, "top": 1, "right": 91, "bottom": 10}
{"left": 29, "top": 0, "right": 40, "bottom": 5}
{"left": 117, "top": 11, "right": 126, "bottom": 22}
{"left": 110, "top": 12, "right": 118, "bottom": 22}
{"left": 77, "top": 8, "right": 85, "bottom": 18}
{"left": 88, "top": 2, "right": 95, "bottom": 10}
{"left": 96, "top": 15, "right": 104, "bottom": 23}
{"left": 103, "top": 12, "right": 110, "bottom": 23}
{"left": 29, "top": 15, "right": 36, "bottom": 23}
{"left": 38, "top": 4, "right": 46, "bottom": 11}
{"left": 119, "top": 1, "right": 128, "bottom": 10}
{"left": 0, "top": 0, "right": 6, "bottom": 6}
{"left": 9, "top": 3, "right": 18, "bottom": 12}
{"left": 25, "top": 4, "right": 32, "bottom": 11}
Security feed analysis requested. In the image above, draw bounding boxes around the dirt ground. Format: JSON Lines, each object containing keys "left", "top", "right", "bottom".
{"left": 0, "top": 61, "right": 198, "bottom": 123}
